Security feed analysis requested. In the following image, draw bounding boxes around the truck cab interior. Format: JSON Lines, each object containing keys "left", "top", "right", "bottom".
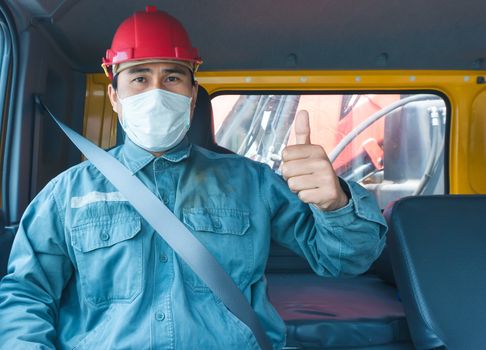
{"left": 1, "top": 1, "right": 486, "bottom": 349}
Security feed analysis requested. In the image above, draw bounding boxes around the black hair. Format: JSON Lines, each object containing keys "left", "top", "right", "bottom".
{"left": 112, "top": 73, "right": 119, "bottom": 90}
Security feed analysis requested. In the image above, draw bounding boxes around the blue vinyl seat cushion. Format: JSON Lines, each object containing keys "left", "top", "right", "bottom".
{"left": 267, "top": 273, "right": 411, "bottom": 348}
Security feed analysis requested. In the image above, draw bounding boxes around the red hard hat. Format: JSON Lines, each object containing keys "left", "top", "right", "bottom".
{"left": 102, "top": 6, "right": 202, "bottom": 79}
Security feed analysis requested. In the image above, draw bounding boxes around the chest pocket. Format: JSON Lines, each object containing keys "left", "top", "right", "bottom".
{"left": 71, "top": 215, "right": 143, "bottom": 306}
{"left": 181, "top": 208, "right": 253, "bottom": 293}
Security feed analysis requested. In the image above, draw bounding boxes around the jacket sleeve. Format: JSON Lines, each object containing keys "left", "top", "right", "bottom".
{"left": 0, "top": 180, "right": 72, "bottom": 348}
{"left": 260, "top": 164, "right": 387, "bottom": 277}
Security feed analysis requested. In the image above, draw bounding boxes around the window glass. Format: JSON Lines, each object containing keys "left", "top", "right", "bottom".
{"left": 0, "top": 20, "right": 11, "bottom": 138}
{"left": 212, "top": 93, "right": 447, "bottom": 208}
{"left": 0, "top": 15, "right": 13, "bottom": 209}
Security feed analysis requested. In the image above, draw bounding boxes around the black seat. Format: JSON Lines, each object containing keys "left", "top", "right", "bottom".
{"left": 267, "top": 273, "right": 411, "bottom": 349}
{"left": 187, "top": 86, "right": 233, "bottom": 154}
{"left": 387, "top": 195, "right": 486, "bottom": 350}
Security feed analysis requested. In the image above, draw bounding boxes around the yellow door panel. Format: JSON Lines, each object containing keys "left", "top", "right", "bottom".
{"left": 469, "top": 91, "right": 486, "bottom": 193}
{"left": 84, "top": 74, "right": 118, "bottom": 149}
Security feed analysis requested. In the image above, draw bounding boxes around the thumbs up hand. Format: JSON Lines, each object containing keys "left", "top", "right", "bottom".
{"left": 281, "top": 110, "right": 349, "bottom": 211}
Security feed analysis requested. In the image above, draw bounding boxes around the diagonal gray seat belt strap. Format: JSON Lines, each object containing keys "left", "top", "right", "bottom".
{"left": 36, "top": 97, "right": 272, "bottom": 350}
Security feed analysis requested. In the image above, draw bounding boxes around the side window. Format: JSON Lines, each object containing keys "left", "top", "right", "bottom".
{"left": 0, "top": 7, "right": 15, "bottom": 209}
{"left": 212, "top": 93, "right": 447, "bottom": 208}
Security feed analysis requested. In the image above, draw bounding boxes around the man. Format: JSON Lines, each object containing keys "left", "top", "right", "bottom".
{"left": 0, "top": 7, "right": 386, "bottom": 349}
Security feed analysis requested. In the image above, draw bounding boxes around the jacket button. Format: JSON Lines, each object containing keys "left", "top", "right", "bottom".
{"left": 213, "top": 219, "right": 222, "bottom": 229}
{"left": 100, "top": 232, "right": 110, "bottom": 241}
{"left": 159, "top": 254, "right": 168, "bottom": 263}
{"left": 155, "top": 312, "right": 165, "bottom": 321}
{"left": 162, "top": 196, "right": 169, "bottom": 205}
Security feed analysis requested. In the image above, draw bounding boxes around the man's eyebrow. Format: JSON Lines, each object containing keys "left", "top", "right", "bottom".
{"left": 126, "top": 67, "right": 189, "bottom": 75}
{"left": 162, "top": 67, "right": 190, "bottom": 75}
{"left": 127, "top": 67, "right": 152, "bottom": 74}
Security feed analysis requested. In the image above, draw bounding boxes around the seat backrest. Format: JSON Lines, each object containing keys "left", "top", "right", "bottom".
{"left": 187, "top": 86, "right": 232, "bottom": 154}
{"left": 387, "top": 195, "right": 486, "bottom": 350}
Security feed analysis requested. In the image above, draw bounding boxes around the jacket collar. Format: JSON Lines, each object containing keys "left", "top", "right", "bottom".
{"left": 118, "top": 136, "right": 192, "bottom": 174}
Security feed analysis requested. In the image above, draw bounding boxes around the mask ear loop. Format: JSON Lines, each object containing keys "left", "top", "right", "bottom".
{"left": 114, "top": 90, "right": 125, "bottom": 126}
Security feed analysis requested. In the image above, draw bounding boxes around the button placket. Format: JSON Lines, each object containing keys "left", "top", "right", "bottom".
{"left": 153, "top": 159, "right": 174, "bottom": 209}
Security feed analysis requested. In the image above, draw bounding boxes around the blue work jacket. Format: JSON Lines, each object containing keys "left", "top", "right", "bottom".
{"left": 0, "top": 138, "right": 387, "bottom": 349}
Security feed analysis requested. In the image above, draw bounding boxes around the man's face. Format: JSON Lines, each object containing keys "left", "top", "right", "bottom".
{"left": 108, "top": 61, "right": 198, "bottom": 119}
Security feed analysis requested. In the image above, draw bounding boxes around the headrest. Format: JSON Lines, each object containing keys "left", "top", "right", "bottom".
{"left": 187, "top": 86, "right": 234, "bottom": 154}
{"left": 187, "top": 86, "right": 214, "bottom": 149}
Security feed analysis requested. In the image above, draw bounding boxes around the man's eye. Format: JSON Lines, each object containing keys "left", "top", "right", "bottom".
{"left": 166, "top": 76, "right": 180, "bottom": 83}
{"left": 132, "top": 77, "right": 146, "bottom": 83}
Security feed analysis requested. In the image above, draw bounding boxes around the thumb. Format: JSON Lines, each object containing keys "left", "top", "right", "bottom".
{"left": 295, "top": 110, "right": 311, "bottom": 145}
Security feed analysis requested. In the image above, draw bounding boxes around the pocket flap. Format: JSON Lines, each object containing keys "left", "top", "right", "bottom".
{"left": 182, "top": 208, "right": 249, "bottom": 235}
{"left": 71, "top": 217, "right": 141, "bottom": 252}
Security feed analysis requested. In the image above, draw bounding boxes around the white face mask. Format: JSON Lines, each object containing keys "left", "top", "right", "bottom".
{"left": 118, "top": 89, "right": 192, "bottom": 152}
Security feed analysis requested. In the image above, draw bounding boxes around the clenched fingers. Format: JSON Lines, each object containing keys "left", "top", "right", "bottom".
{"left": 282, "top": 144, "right": 330, "bottom": 162}
{"left": 281, "top": 157, "right": 334, "bottom": 180}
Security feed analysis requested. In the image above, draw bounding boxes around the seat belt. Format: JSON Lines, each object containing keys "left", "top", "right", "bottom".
{"left": 35, "top": 97, "right": 272, "bottom": 350}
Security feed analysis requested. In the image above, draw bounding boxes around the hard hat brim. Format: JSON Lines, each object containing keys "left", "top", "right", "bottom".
{"left": 113, "top": 59, "right": 196, "bottom": 76}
